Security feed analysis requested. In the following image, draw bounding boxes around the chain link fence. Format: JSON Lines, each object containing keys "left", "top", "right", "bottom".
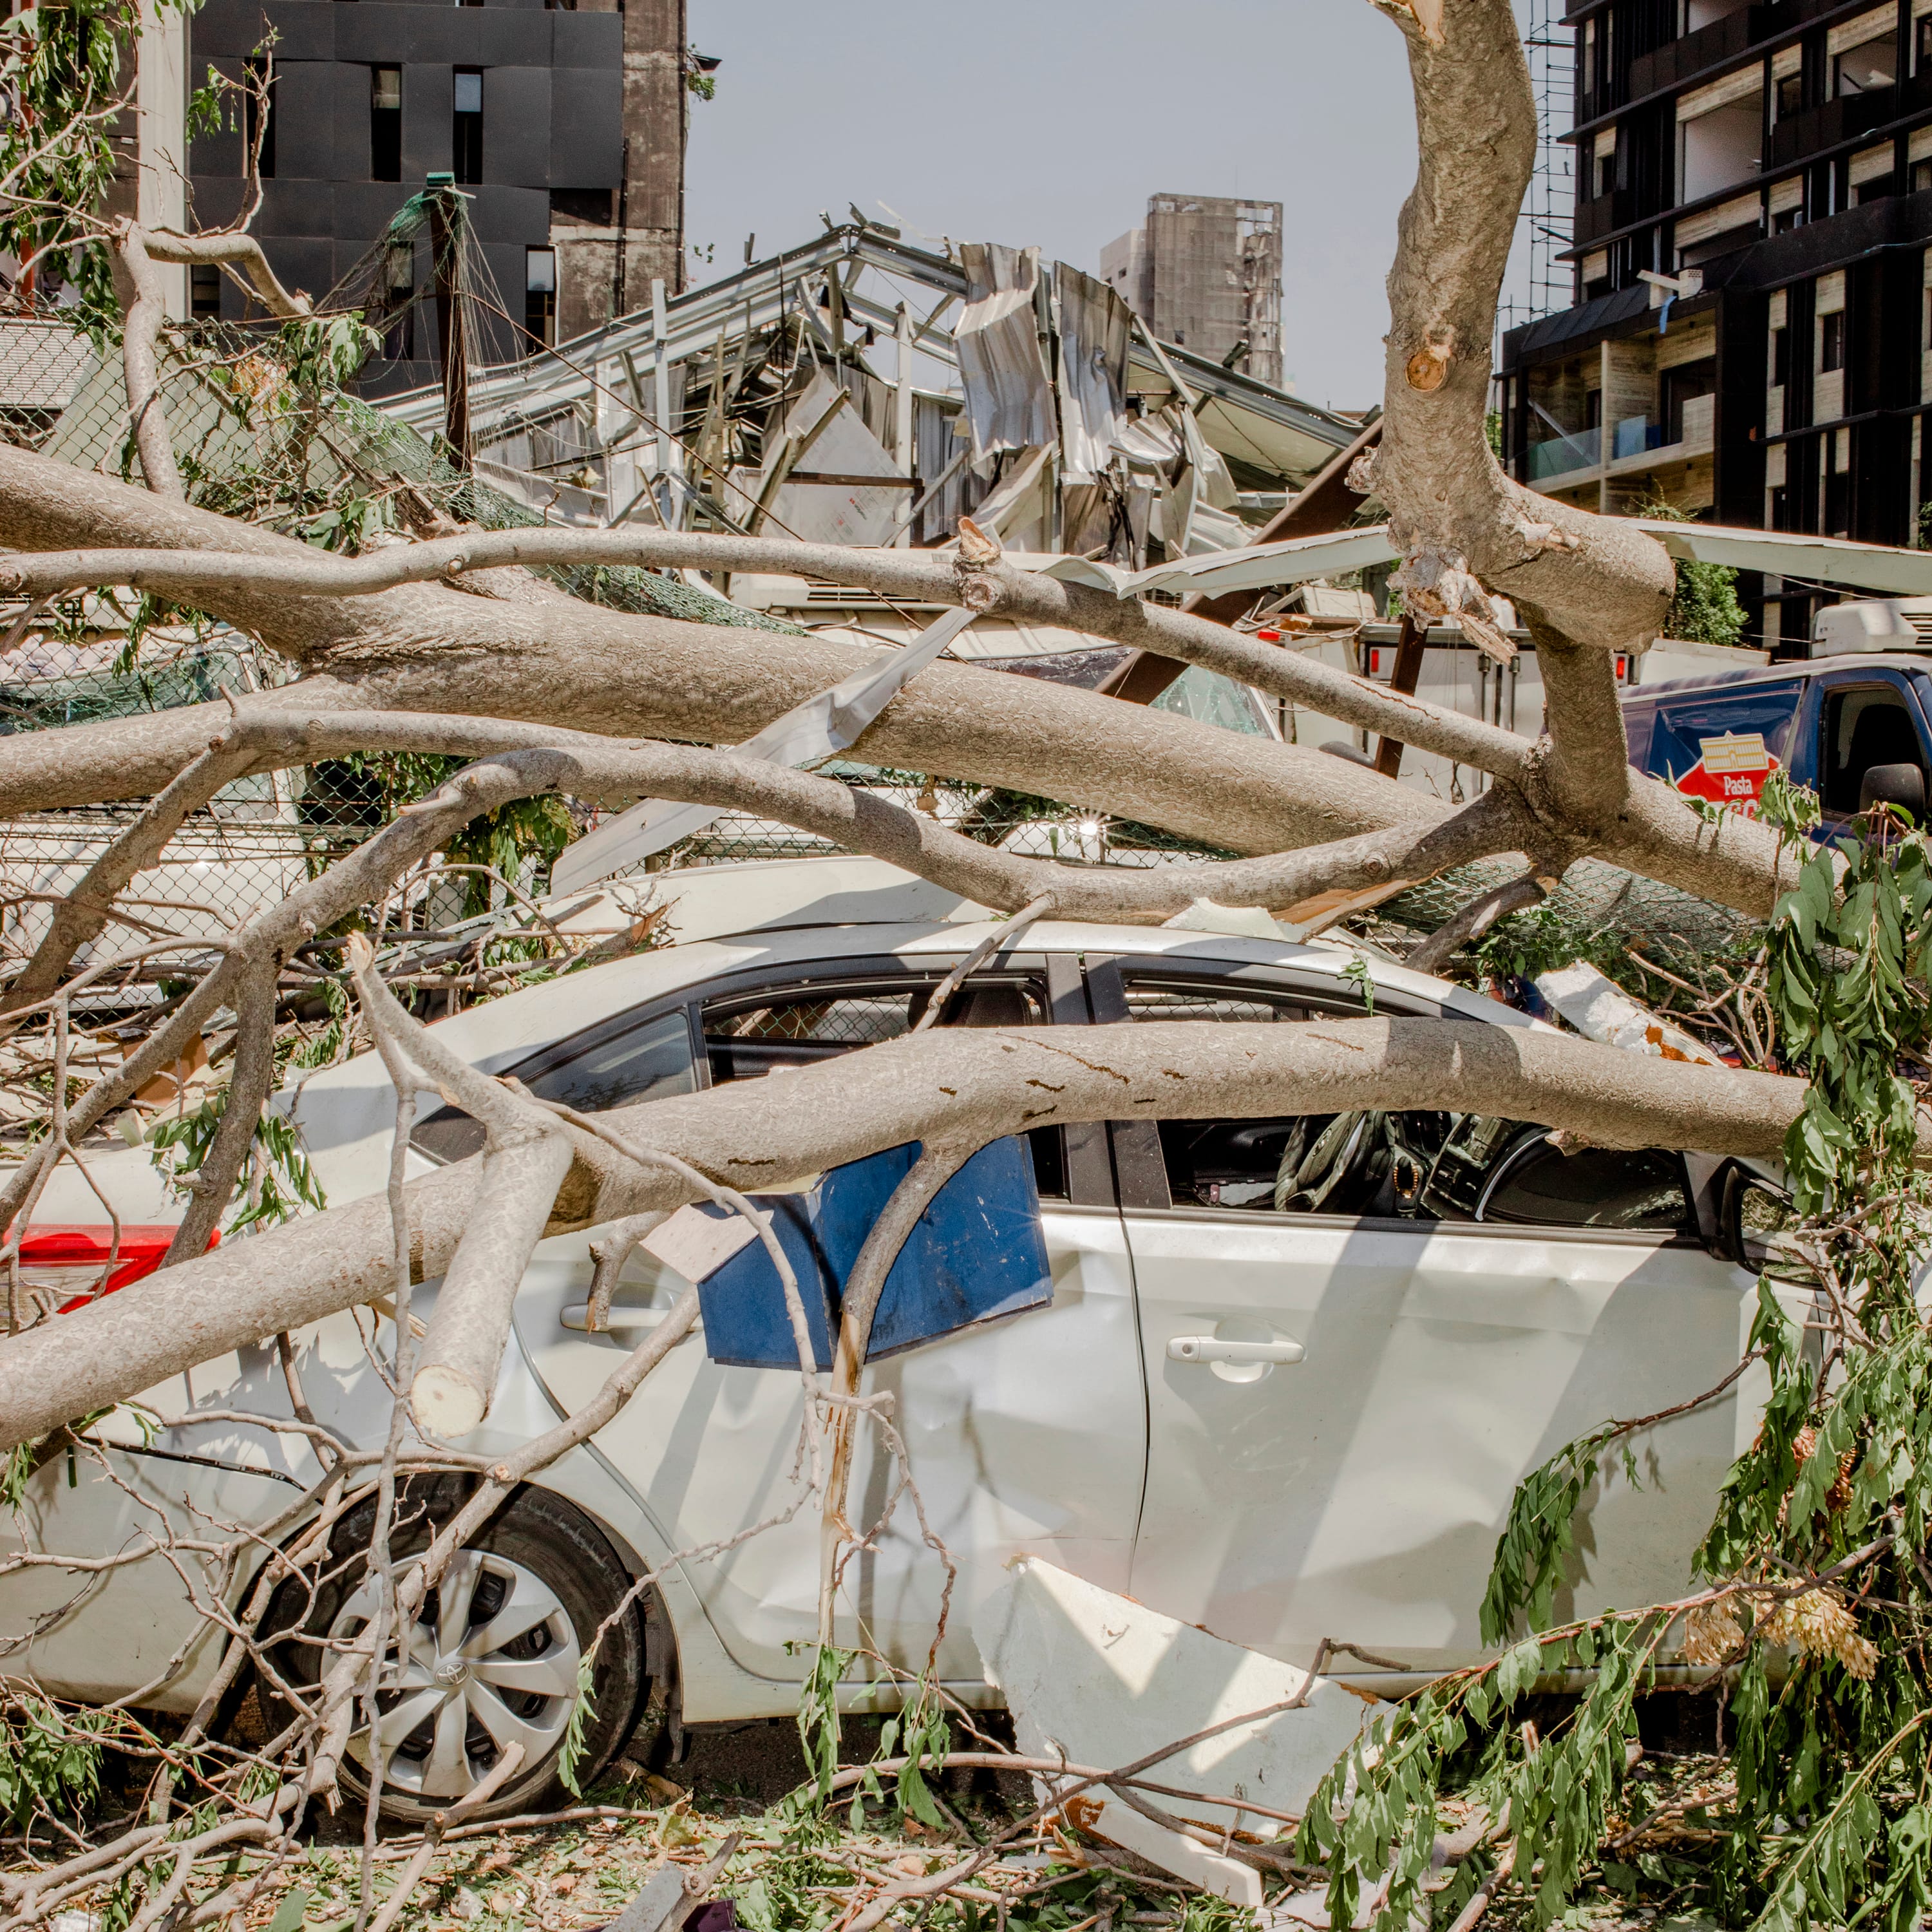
{"left": 0, "top": 316, "right": 1269, "bottom": 1008}
{"left": 0, "top": 317, "right": 1757, "bottom": 1002}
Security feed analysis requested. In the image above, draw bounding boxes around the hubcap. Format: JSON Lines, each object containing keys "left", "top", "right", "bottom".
{"left": 334, "top": 1548, "right": 582, "bottom": 1800}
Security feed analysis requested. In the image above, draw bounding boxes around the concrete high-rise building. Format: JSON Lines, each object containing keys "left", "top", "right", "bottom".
{"left": 1101, "top": 194, "right": 1283, "bottom": 386}
{"left": 184, "top": 0, "right": 699, "bottom": 393}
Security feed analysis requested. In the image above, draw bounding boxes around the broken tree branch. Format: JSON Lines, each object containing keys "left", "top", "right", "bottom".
{"left": 108, "top": 224, "right": 184, "bottom": 500}
{"left": 347, "top": 936, "right": 577, "bottom": 1435}
{"left": 0, "top": 1016, "right": 1819, "bottom": 1451}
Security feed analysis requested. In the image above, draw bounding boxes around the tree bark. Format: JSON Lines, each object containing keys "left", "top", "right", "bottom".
{"left": 0, "top": 1018, "right": 1812, "bottom": 1450}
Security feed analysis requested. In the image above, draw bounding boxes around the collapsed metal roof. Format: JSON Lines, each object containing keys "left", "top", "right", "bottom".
{"left": 377, "top": 221, "right": 1363, "bottom": 557}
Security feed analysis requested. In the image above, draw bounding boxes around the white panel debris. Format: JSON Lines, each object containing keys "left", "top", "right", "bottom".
{"left": 956, "top": 243, "right": 1057, "bottom": 462}
{"left": 976, "top": 1558, "right": 1381, "bottom": 1906}
{"left": 759, "top": 371, "right": 905, "bottom": 545}
{"left": 1535, "top": 960, "right": 1727, "bottom": 1066}
{"left": 1054, "top": 263, "right": 1131, "bottom": 484}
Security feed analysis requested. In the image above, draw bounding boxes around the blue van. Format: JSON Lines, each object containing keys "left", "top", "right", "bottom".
{"left": 1622, "top": 652, "right": 1931, "bottom": 831}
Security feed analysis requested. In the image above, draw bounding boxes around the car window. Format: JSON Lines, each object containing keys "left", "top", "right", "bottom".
{"left": 410, "top": 966, "right": 1068, "bottom": 1197}
{"left": 1114, "top": 969, "right": 1692, "bottom": 1231}
{"left": 1645, "top": 683, "right": 1803, "bottom": 818}
{"left": 412, "top": 1007, "right": 698, "bottom": 1166}
{"left": 705, "top": 971, "right": 1063, "bottom": 1197}
{"left": 1819, "top": 685, "right": 1926, "bottom": 816}
{"left": 1121, "top": 985, "right": 1310, "bottom": 1023}
{"left": 1480, "top": 1139, "right": 1691, "bottom": 1230}
{"left": 703, "top": 974, "right": 1046, "bottom": 1083}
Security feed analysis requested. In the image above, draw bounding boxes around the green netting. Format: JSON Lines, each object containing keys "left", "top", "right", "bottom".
{"left": 1380, "top": 853, "right": 1763, "bottom": 978}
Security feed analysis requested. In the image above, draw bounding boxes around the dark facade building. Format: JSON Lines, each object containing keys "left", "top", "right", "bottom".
{"left": 185, "top": 0, "right": 692, "bottom": 393}
{"left": 1496, "top": 0, "right": 1932, "bottom": 645}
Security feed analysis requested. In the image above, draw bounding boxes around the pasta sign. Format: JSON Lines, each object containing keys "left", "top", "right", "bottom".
{"left": 1674, "top": 730, "right": 1779, "bottom": 814}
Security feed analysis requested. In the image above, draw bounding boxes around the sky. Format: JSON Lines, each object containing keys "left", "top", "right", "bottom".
{"left": 681, "top": 1, "right": 1434, "bottom": 413}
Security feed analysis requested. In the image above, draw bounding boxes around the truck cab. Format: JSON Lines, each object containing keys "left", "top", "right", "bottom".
{"left": 1622, "top": 652, "right": 1932, "bottom": 835}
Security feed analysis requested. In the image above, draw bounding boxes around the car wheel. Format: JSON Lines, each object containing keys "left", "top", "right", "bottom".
{"left": 260, "top": 1482, "right": 645, "bottom": 1824}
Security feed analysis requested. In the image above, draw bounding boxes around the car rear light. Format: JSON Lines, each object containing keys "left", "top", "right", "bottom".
{"left": 10, "top": 1225, "right": 211, "bottom": 1316}
{"left": 1255, "top": 629, "right": 1281, "bottom": 643}
{"left": 1615, "top": 653, "right": 1628, "bottom": 680}
{"left": 1368, "top": 647, "right": 1383, "bottom": 675}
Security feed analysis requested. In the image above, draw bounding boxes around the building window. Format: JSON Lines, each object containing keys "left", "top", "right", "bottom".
{"left": 1913, "top": 158, "right": 1932, "bottom": 194}
{"left": 244, "top": 58, "right": 275, "bottom": 178}
{"left": 189, "top": 264, "right": 221, "bottom": 320}
{"left": 525, "top": 246, "right": 556, "bottom": 348}
{"left": 1826, "top": 461, "right": 1851, "bottom": 536}
{"left": 1774, "top": 204, "right": 1805, "bottom": 233}
{"left": 370, "top": 66, "right": 401, "bottom": 182}
{"left": 1834, "top": 34, "right": 1897, "bottom": 97}
{"left": 1821, "top": 308, "right": 1845, "bottom": 373}
{"left": 1919, "top": 14, "right": 1932, "bottom": 73}
{"left": 1776, "top": 71, "right": 1804, "bottom": 118}
{"left": 452, "top": 68, "right": 483, "bottom": 185}
{"left": 1772, "top": 326, "right": 1790, "bottom": 387}
{"left": 1595, "top": 151, "right": 1615, "bottom": 198}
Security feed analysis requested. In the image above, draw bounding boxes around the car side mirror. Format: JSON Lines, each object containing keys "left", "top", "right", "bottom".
{"left": 1859, "top": 761, "right": 1926, "bottom": 819}
{"left": 1718, "top": 1162, "right": 1806, "bottom": 1276}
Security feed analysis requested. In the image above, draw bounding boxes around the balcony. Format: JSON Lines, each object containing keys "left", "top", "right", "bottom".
{"left": 1768, "top": 84, "right": 1897, "bottom": 167}
{"left": 1527, "top": 428, "right": 1603, "bottom": 482}
{"left": 1613, "top": 415, "right": 1665, "bottom": 460}
{"left": 1598, "top": 401, "right": 1715, "bottom": 477}
{"left": 1572, "top": 189, "right": 1634, "bottom": 249}
{"left": 1628, "top": 8, "right": 1764, "bottom": 100}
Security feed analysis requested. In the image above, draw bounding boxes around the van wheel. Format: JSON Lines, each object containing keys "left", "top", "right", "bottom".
{"left": 261, "top": 1483, "right": 643, "bottom": 1825}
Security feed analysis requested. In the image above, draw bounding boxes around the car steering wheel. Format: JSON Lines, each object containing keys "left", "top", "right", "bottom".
{"left": 1274, "top": 1110, "right": 1387, "bottom": 1213}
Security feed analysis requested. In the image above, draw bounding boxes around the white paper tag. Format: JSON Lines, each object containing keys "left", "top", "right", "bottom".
{"left": 640, "top": 1203, "right": 769, "bottom": 1283}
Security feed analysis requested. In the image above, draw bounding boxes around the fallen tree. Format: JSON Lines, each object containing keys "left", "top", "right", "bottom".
{"left": 1, "top": 0, "right": 1929, "bottom": 1922}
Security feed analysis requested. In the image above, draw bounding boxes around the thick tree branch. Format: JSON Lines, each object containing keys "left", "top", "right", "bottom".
{"left": 142, "top": 231, "right": 311, "bottom": 320}
{"left": 0, "top": 526, "right": 1530, "bottom": 781}
{"left": 0, "top": 1018, "right": 1815, "bottom": 1449}
{"left": 1370, "top": 0, "right": 1675, "bottom": 654}
{"left": 347, "top": 934, "right": 578, "bottom": 1435}
{"left": 185, "top": 706, "right": 1526, "bottom": 923}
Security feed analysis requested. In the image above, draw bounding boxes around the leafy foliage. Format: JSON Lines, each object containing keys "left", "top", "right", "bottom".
{"left": 329, "top": 751, "right": 576, "bottom": 916}
{"left": 149, "top": 1090, "right": 327, "bottom": 1234}
{"left": 0, "top": 0, "right": 197, "bottom": 323}
{"left": 0, "top": 1692, "right": 107, "bottom": 1828}
{"left": 792, "top": 1643, "right": 851, "bottom": 1808}
{"left": 841, "top": 1678, "right": 952, "bottom": 1833}
{"left": 557, "top": 1652, "right": 597, "bottom": 1797}
{"left": 1307, "top": 800, "right": 1932, "bottom": 1930}
{"left": 1479, "top": 1426, "right": 1634, "bottom": 1645}
{"left": 1638, "top": 495, "right": 1746, "bottom": 648}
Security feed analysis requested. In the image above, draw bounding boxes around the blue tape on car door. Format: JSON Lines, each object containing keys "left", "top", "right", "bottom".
{"left": 690, "top": 1137, "right": 1052, "bottom": 1370}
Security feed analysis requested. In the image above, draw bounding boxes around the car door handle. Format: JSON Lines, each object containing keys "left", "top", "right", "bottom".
{"left": 1166, "top": 1335, "right": 1305, "bottom": 1366}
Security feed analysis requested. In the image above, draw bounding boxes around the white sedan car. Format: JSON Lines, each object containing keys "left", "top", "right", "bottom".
{"left": 1, "top": 857, "right": 1786, "bottom": 1820}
